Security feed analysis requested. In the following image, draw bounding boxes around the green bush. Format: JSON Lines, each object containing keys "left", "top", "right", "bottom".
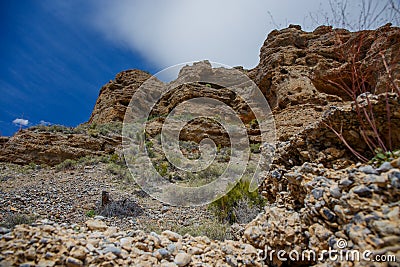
{"left": 208, "top": 179, "right": 266, "bottom": 223}
{"left": 370, "top": 149, "right": 400, "bottom": 166}
{"left": 88, "top": 128, "right": 99, "bottom": 138}
{"left": 106, "top": 162, "right": 133, "bottom": 181}
{"left": 28, "top": 162, "right": 37, "bottom": 170}
{"left": 249, "top": 119, "right": 259, "bottom": 129}
{"left": 250, "top": 143, "right": 261, "bottom": 153}
{"left": 109, "top": 153, "right": 121, "bottom": 164}
{"left": 85, "top": 209, "right": 96, "bottom": 218}
{"left": 55, "top": 159, "right": 77, "bottom": 171}
{"left": 155, "top": 161, "right": 169, "bottom": 177}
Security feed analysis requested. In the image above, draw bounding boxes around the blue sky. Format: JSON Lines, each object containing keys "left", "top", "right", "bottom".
{"left": 1, "top": 0, "right": 397, "bottom": 136}
{"left": 0, "top": 1, "right": 157, "bottom": 136}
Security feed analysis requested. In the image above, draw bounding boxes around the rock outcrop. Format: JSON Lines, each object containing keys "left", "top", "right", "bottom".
{"left": 144, "top": 60, "right": 266, "bottom": 146}
{"left": 0, "top": 128, "right": 120, "bottom": 166}
{"left": 249, "top": 23, "right": 400, "bottom": 142}
{"left": 88, "top": 70, "right": 153, "bottom": 124}
{"left": 243, "top": 159, "right": 400, "bottom": 266}
{"left": 275, "top": 93, "right": 400, "bottom": 168}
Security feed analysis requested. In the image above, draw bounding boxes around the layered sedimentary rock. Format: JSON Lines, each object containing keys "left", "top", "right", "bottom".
{"left": 249, "top": 23, "right": 400, "bottom": 142}
{"left": 88, "top": 69, "right": 153, "bottom": 124}
{"left": 0, "top": 129, "right": 120, "bottom": 166}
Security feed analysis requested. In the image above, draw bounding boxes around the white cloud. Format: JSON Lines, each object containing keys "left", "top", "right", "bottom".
{"left": 86, "top": 0, "right": 397, "bottom": 69}
{"left": 39, "top": 120, "right": 52, "bottom": 126}
{"left": 12, "top": 118, "right": 29, "bottom": 127}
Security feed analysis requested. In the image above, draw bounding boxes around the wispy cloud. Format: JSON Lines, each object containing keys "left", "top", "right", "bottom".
{"left": 39, "top": 120, "right": 52, "bottom": 126}
{"left": 12, "top": 118, "right": 29, "bottom": 127}
{"left": 87, "top": 0, "right": 397, "bottom": 70}
{"left": 88, "top": 0, "right": 320, "bottom": 69}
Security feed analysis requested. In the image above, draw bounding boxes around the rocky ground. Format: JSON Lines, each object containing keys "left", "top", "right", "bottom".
{"left": 1, "top": 158, "right": 399, "bottom": 266}
{"left": 0, "top": 219, "right": 262, "bottom": 267}
{"left": 0, "top": 162, "right": 217, "bottom": 235}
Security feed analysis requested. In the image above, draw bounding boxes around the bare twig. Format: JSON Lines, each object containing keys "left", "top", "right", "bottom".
{"left": 324, "top": 122, "right": 369, "bottom": 162}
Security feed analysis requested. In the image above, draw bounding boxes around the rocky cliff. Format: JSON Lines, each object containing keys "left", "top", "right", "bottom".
{"left": 250, "top": 23, "right": 399, "bottom": 140}
{"left": 0, "top": 127, "right": 120, "bottom": 166}
{"left": 88, "top": 70, "right": 152, "bottom": 124}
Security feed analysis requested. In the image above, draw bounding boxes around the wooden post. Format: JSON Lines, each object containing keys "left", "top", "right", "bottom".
{"left": 101, "top": 191, "right": 112, "bottom": 207}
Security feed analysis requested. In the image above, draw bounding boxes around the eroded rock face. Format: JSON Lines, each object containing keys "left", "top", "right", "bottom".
{"left": 131, "top": 60, "right": 267, "bottom": 146}
{"left": 0, "top": 137, "right": 9, "bottom": 147}
{"left": 250, "top": 24, "right": 400, "bottom": 142}
{"left": 0, "top": 129, "right": 120, "bottom": 166}
{"left": 88, "top": 69, "right": 153, "bottom": 124}
{"left": 89, "top": 61, "right": 263, "bottom": 147}
{"left": 274, "top": 93, "right": 400, "bottom": 168}
{"left": 245, "top": 161, "right": 400, "bottom": 266}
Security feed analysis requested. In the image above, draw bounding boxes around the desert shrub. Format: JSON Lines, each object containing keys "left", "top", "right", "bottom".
{"left": 97, "top": 199, "right": 142, "bottom": 218}
{"left": 250, "top": 143, "right": 261, "bottom": 153}
{"left": 147, "top": 113, "right": 166, "bottom": 121}
{"left": 249, "top": 118, "right": 259, "bottom": 129}
{"left": 30, "top": 122, "right": 122, "bottom": 137}
{"left": 55, "top": 159, "right": 77, "bottom": 171}
{"left": 0, "top": 213, "right": 36, "bottom": 228}
{"left": 145, "top": 140, "right": 153, "bottom": 149}
{"left": 155, "top": 161, "right": 170, "bottom": 177}
{"left": 232, "top": 199, "right": 264, "bottom": 224}
{"left": 208, "top": 179, "right": 266, "bottom": 224}
{"left": 185, "top": 163, "right": 225, "bottom": 186}
{"left": 85, "top": 209, "right": 96, "bottom": 218}
{"left": 75, "top": 122, "right": 122, "bottom": 137}
{"left": 145, "top": 140, "right": 156, "bottom": 158}
{"left": 28, "top": 162, "right": 38, "bottom": 170}
{"left": 78, "top": 153, "right": 122, "bottom": 166}
{"left": 370, "top": 149, "right": 400, "bottom": 166}
{"left": 88, "top": 128, "right": 99, "bottom": 138}
{"left": 106, "top": 162, "right": 133, "bottom": 181}
{"left": 30, "top": 124, "right": 79, "bottom": 134}
{"left": 96, "top": 122, "right": 123, "bottom": 136}
{"left": 109, "top": 153, "right": 121, "bottom": 164}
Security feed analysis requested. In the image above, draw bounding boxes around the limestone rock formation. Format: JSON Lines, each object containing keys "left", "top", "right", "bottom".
{"left": 274, "top": 93, "right": 400, "bottom": 168}
{"left": 249, "top": 23, "right": 400, "bottom": 142}
{"left": 246, "top": 160, "right": 400, "bottom": 266}
{"left": 88, "top": 69, "right": 153, "bottom": 124}
{"left": 0, "top": 136, "right": 9, "bottom": 147}
{"left": 0, "top": 128, "right": 120, "bottom": 166}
